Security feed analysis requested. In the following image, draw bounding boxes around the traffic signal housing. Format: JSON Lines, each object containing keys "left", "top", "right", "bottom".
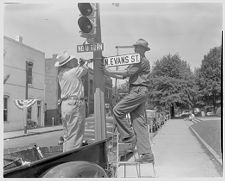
{"left": 78, "top": 3, "right": 96, "bottom": 43}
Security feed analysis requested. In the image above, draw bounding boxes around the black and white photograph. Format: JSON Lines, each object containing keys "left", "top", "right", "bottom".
{"left": 2, "top": 0, "right": 223, "bottom": 178}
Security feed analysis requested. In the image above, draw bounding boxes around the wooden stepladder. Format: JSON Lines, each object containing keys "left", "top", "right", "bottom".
{"left": 112, "top": 114, "right": 156, "bottom": 178}
{"left": 115, "top": 129, "right": 141, "bottom": 178}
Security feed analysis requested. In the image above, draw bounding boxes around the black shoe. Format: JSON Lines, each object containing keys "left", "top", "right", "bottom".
{"left": 136, "top": 154, "right": 154, "bottom": 163}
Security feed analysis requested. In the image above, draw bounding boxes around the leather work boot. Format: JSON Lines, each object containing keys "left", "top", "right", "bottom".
{"left": 119, "top": 135, "right": 137, "bottom": 153}
{"left": 136, "top": 153, "right": 154, "bottom": 163}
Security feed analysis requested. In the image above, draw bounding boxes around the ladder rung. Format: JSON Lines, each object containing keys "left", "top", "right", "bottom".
{"left": 118, "top": 161, "right": 140, "bottom": 165}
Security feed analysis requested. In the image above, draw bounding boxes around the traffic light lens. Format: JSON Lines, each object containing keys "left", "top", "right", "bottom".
{"left": 78, "top": 3, "right": 93, "bottom": 16}
{"left": 78, "top": 16, "right": 93, "bottom": 34}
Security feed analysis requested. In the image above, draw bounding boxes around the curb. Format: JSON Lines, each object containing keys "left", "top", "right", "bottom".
{"left": 4, "top": 128, "right": 63, "bottom": 140}
{"left": 4, "top": 116, "right": 111, "bottom": 141}
{"left": 189, "top": 126, "right": 222, "bottom": 166}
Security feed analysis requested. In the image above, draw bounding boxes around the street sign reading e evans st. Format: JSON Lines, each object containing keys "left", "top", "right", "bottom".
{"left": 104, "top": 53, "right": 140, "bottom": 67}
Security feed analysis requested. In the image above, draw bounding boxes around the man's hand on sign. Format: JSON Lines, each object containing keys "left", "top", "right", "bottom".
{"left": 79, "top": 58, "right": 93, "bottom": 66}
{"left": 99, "top": 57, "right": 106, "bottom": 70}
{"left": 99, "top": 61, "right": 107, "bottom": 73}
{"left": 79, "top": 58, "right": 85, "bottom": 66}
{"left": 98, "top": 60, "right": 111, "bottom": 77}
{"left": 98, "top": 56, "right": 124, "bottom": 79}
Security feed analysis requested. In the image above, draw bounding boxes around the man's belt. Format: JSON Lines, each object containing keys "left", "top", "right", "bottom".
{"left": 58, "top": 96, "right": 84, "bottom": 105}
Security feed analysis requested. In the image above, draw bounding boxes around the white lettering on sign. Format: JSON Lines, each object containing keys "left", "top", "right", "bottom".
{"left": 77, "top": 43, "right": 104, "bottom": 53}
{"left": 104, "top": 53, "right": 140, "bottom": 67}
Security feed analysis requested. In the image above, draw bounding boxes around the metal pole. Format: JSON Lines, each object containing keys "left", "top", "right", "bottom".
{"left": 93, "top": 3, "right": 106, "bottom": 141}
{"left": 115, "top": 47, "right": 119, "bottom": 103}
{"left": 24, "top": 62, "right": 28, "bottom": 134}
{"left": 115, "top": 46, "right": 134, "bottom": 49}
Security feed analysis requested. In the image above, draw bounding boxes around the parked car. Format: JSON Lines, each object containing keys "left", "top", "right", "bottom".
{"left": 206, "top": 111, "right": 215, "bottom": 116}
{"left": 146, "top": 110, "right": 158, "bottom": 133}
{"left": 146, "top": 110, "right": 168, "bottom": 132}
{"left": 216, "top": 107, "right": 221, "bottom": 116}
{"left": 180, "top": 112, "right": 190, "bottom": 118}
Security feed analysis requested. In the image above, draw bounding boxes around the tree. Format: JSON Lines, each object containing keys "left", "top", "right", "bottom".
{"left": 148, "top": 54, "right": 196, "bottom": 117}
{"left": 195, "top": 46, "right": 221, "bottom": 112}
{"left": 152, "top": 54, "right": 192, "bottom": 80}
{"left": 118, "top": 81, "right": 129, "bottom": 93}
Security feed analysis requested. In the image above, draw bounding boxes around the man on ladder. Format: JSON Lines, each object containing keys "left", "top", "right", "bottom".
{"left": 102, "top": 39, "right": 154, "bottom": 163}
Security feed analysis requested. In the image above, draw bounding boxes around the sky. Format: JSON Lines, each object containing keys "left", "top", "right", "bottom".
{"left": 2, "top": 0, "right": 223, "bottom": 74}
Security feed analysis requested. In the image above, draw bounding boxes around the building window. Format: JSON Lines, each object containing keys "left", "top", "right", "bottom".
{"left": 105, "top": 88, "right": 109, "bottom": 98}
{"left": 109, "top": 89, "right": 112, "bottom": 99}
{"left": 27, "top": 107, "right": 32, "bottom": 120}
{"left": 37, "top": 100, "right": 41, "bottom": 121}
{"left": 4, "top": 96, "right": 9, "bottom": 122}
{"left": 105, "top": 88, "right": 111, "bottom": 99}
{"left": 90, "top": 79, "right": 93, "bottom": 95}
{"left": 26, "top": 61, "right": 33, "bottom": 85}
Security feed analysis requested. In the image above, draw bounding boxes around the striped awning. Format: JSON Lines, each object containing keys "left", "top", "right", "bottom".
{"left": 14, "top": 99, "right": 39, "bottom": 109}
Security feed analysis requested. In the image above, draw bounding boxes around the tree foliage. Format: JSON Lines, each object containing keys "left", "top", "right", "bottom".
{"left": 151, "top": 54, "right": 192, "bottom": 80}
{"left": 148, "top": 54, "right": 197, "bottom": 111}
{"left": 118, "top": 81, "right": 129, "bottom": 93}
{"left": 195, "top": 46, "right": 221, "bottom": 111}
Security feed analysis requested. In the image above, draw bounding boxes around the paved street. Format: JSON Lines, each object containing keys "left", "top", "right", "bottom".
{"left": 4, "top": 116, "right": 114, "bottom": 152}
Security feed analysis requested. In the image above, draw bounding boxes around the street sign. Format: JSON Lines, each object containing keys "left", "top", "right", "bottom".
{"left": 104, "top": 53, "right": 140, "bottom": 67}
{"left": 77, "top": 43, "right": 104, "bottom": 53}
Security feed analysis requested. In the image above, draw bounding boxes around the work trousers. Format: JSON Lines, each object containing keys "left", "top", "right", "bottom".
{"left": 61, "top": 99, "right": 86, "bottom": 152}
{"left": 113, "top": 86, "right": 152, "bottom": 155}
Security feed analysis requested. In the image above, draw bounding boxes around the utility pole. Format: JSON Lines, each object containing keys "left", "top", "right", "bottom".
{"left": 77, "top": 3, "right": 106, "bottom": 141}
{"left": 93, "top": 3, "right": 106, "bottom": 141}
{"left": 77, "top": 4, "right": 141, "bottom": 141}
{"left": 24, "top": 62, "right": 28, "bottom": 134}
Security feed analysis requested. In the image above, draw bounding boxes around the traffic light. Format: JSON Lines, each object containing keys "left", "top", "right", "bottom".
{"left": 78, "top": 3, "right": 96, "bottom": 43}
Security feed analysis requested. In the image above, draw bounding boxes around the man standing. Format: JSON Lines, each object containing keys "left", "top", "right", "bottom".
{"left": 55, "top": 51, "right": 89, "bottom": 152}
{"left": 103, "top": 39, "right": 154, "bottom": 162}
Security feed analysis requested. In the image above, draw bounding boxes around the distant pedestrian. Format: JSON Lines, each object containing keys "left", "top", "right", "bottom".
{"left": 58, "top": 136, "right": 64, "bottom": 145}
{"left": 55, "top": 51, "right": 89, "bottom": 152}
{"left": 189, "top": 112, "right": 195, "bottom": 121}
{"left": 102, "top": 39, "right": 154, "bottom": 163}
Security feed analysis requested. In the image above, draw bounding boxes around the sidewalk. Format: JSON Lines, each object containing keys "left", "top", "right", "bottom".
{"left": 4, "top": 125, "right": 63, "bottom": 140}
{"left": 117, "top": 119, "right": 221, "bottom": 177}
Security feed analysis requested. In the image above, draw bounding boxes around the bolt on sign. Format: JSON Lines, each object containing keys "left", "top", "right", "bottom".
{"left": 77, "top": 43, "right": 104, "bottom": 53}
{"left": 104, "top": 53, "right": 140, "bottom": 67}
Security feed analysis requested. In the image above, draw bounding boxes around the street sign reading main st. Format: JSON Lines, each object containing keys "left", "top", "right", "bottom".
{"left": 104, "top": 53, "right": 140, "bottom": 67}
{"left": 77, "top": 43, "right": 104, "bottom": 53}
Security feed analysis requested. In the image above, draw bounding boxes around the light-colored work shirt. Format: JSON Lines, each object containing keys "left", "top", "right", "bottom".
{"left": 58, "top": 65, "right": 88, "bottom": 99}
